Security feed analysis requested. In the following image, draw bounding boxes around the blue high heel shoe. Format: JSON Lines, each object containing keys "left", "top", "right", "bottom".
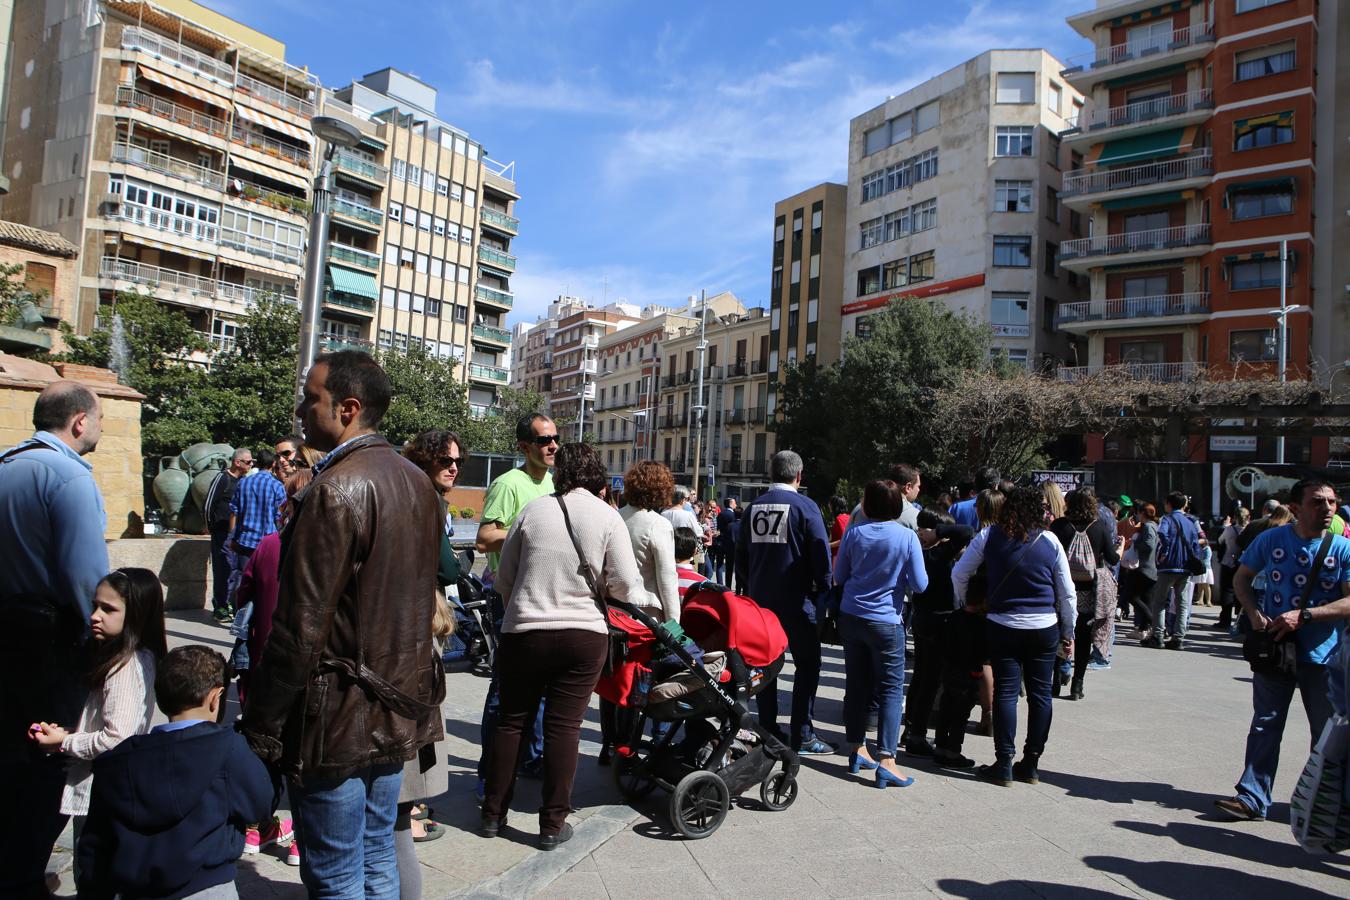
{"left": 848, "top": 750, "right": 878, "bottom": 774}
{"left": 876, "top": 766, "right": 915, "bottom": 789}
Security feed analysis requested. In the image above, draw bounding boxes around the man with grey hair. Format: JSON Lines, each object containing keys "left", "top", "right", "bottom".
{"left": 662, "top": 484, "right": 703, "bottom": 537}
{"left": 204, "top": 446, "right": 254, "bottom": 622}
{"left": 735, "top": 449, "right": 834, "bottom": 754}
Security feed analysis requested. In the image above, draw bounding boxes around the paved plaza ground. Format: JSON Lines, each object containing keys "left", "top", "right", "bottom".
{"left": 51, "top": 605, "right": 1350, "bottom": 898}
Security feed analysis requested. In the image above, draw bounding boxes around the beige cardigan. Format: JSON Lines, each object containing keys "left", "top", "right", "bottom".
{"left": 60, "top": 649, "right": 156, "bottom": 815}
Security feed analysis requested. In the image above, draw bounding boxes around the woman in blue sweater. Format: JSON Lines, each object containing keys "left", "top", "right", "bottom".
{"left": 953, "top": 486, "right": 1075, "bottom": 787}
{"left": 833, "top": 479, "right": 928, "bottom": 787}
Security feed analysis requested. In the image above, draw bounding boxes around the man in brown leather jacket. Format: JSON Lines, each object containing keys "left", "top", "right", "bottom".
{"left": 241, "top": 351, "right": 442, "bottom": 897}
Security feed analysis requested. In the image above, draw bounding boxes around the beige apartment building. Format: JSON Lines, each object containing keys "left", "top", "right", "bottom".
{"left": 550, "top": 305, "right": 642, "bottom": 441}
{"left": 510, "top": 295, "right": 608, "bottom": 403}
{"left": 594, "top": 310, "right": 689, "bottom": 479}
{"left": 844, "top": 50, "right": 1086, "bottom": 370}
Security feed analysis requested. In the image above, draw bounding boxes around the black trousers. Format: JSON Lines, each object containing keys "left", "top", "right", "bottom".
{"left": 903, "top": 613, "right": 943, "bottom": 738}
{"left": 933, "top": 612, "right": 981, "bottom": 754}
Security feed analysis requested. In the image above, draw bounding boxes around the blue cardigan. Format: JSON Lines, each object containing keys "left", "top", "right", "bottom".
{"left": 834, "top": 520, "right": 929, "bottom": 624}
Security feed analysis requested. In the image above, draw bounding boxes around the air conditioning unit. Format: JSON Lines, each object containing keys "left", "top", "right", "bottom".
{"left": 101, "top": 193, "right": 121, "bottom": 208}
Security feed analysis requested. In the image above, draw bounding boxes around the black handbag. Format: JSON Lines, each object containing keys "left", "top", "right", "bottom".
{"left": 556, "top": 495, "right": 628, "bottom": 676}
{"left": 1242, "top": 532, "right": 1332, "bottom": 679}
{"left": 818, "top": 585, "right": 842, "bottom": 645}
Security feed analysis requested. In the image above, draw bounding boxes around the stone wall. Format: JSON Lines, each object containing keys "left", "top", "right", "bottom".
{"left": 108, "top": 536, "right": 211, "bottom": 611}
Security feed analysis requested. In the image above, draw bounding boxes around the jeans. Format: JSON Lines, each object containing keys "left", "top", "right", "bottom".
{"left": 903, "top": 613, "right": 942, "bottom": 740}
{"left": 839, "top": 614, "right": 905, "bottom": 757}
{"left": 1235, "top": 664, "right": 1334, "bottom": 817}
{"left": 226, "top": 546, "right": 253, "bottom": 613}
{"left": 209, "top": 531, "right": 232, "bottom": 615}
{"left": 985, "top": 620, "right": 1058, "bottom": 762}
{"left": 755, "top": 603, "right": 823, "bottom": 747}
{"left": 290, "top": 763, "right": 403, "bottom": 900}
{"left": 1147, "top": 571, "right": 1191, "bottom": 638}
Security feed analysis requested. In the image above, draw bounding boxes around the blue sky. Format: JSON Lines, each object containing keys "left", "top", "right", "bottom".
{"left": 215, "top": 0, "right": 1088, "bottom": 325}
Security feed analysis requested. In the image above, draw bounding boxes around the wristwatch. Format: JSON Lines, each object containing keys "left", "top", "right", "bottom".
{"left": 1299, "top": 607, "right": 1313, "bottom": 626}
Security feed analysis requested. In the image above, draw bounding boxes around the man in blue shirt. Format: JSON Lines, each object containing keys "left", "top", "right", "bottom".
{"left": 736, "top": 450, "right": 833, "bottom": 754}
{"left": 1216, "top": 479, "right": 1350, "bottom": 822}
{"left": 950, "top": 467, "right": 999, "bottom": 529}
{"left": 1146, "top": 491, "right": 1203, "bottom": 650}
{"left": 0, "top": 380, "right": 110, "bottom": 897}
{"left": 226, "top": 448, "right": 286, "bottom": 623}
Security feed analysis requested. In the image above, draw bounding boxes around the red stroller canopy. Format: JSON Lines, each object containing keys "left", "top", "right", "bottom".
{"left": 680, "top": 585, "right": 788, "bottom": 668}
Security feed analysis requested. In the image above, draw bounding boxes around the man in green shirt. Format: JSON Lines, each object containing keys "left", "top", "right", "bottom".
{"left": 474, "top": 413, "right": 558, "bottom": 795}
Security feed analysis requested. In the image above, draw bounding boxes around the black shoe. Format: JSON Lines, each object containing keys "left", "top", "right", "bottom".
{"left": 478, "top": 814, "right": 507, "bottom": 838}
{"left": 1069, "top": 677, "right": 1084, "bottom": 701}
{"left": 976, "top": 761, "right": 1012, "bottom": 786}
{"left": 934, "top": 750, "right": 976, "bottom": 769}
{"left": 597, "top": 744, "right": 613, "bottom": 767}
{"left": 1012, "top": 754, "right": 1040, "bottom": 785}
{"left": 1141, "top": 636, "right": 1164, "bottom": 649}
{"left": 1165, "top": 636, "right": 1184, "bottom": 651}
{"left": 1214, "top": 797, "right": 1263, "bottom": 822}
{"left": 539, "top": 822, "right": 574, "bottom": 850}
{"left": 903, "top": 736, "right": 935, "bottom": 757}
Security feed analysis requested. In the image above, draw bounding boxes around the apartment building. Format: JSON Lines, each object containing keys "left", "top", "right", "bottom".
{"left": 843, "top": 50, "right": 1086, "bottom": 370}
{"left": 3, "top": 0, "right": 319, "bottom": 346}
{"left": 550, "top": 304, "right": 642, "bottom": 441}
{"left": 1055, "top": 0, "right": 1347, "bottom": 462}
{"left": 510, "top": 295, "right": 593, "bottom": 400}
{"left": 594, "top": 309, "right": 687, "bottom": 479}
{"left": 766, "top": 182, "right": 846, "bottom": 417}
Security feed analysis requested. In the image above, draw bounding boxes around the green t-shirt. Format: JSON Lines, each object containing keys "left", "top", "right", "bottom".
{"left": 482, "top": 466, "right": 555, "bottom": 572}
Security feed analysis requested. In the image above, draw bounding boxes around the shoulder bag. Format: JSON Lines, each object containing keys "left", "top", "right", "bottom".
{"left": 556, "top": 495, "right": 628, "bottom": 676}
{"left": 1242, "top": 532, "right": 1332, "bottom": 679}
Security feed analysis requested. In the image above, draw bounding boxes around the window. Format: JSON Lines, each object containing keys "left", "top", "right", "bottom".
{"left": 772, "top": 266, "right": 783, "bottom": 291}
{"left": 991, "top": 293, "right": 1030, "bottom": 336}
{"left": 384, "top": 243, "right": 399, "bottom": 264}
{"left": 430, "top": 258, "right": 444, "bottom": 279}
{"left": 1123, "top": 210, "right": 1169, "bottom": 234}
{"left": 889, "top": 113, "right": 912, "bottom": 145}
{"left": 1236, "top": 42, "right": 1295, "bottom": 81}
{"left": 790, "top": 260, "right": 801, "bottom": 284}
{"left": 855, "top": 315, "right": 873, "bottom": 340}
{"left": 996, "top": 126, "right": 1034, "bottom": 157}
{"left": 994, "top": 179, "right": 1032, "bottom": 212}
{"left": 1123, "top": 275, "right": 1169, "bottom": 298}
{"left": 809, "top": 253, "right": 820, "bottom": 279}
{"left": 996, "top": 73, "right": 1036, "bottom": 104}
{"left": 415, "top": 253, "right": 428, "bottom": 274}
{"left": 885, "top": 160, "right": 911, "bottom": 193}
{"left": 436, "top": 177, "right": 449, "bottom": 197}
{"left": 857, "top": 265, "right": 881, "bottom": 296}
{"left": 463, "top": 188, "right": 476, "bottom": 208}
{"left": 1127, "top": 20, "right": 1173, "bottom": 58}
{"left": 860, "top": 217, "right": 884, "bottom": 249}
{"left": 993, "top": 235, "right": 1032, "bottom": 267}
{"left": 399, "top": 247, "right": 414, "bottom": 269}
{"left": 774, "top": 222, "right": 784, "bottom": 241}
{"left": 457, "top": 265, "right": 469, "bottom": 285}
{"left": 864, "top": 124, "right": 889, "bottom": 156}
{"left": 1231, "top": 184, "right": 1294, "bottom": 220}
{"left": 1230, "top": 258, "right": 1285, "bottom": 290}
{"left": 1047, "top": 82, "right": 1062, "bottom": 115}
{"left": 1235, "top": 112, "right": 1293, "bottom": 151}
{"left": 911, "top": 198, "right": 937, "bottom": 233}
{"left": 1045, "top": 186, "right": 1059, "bottom": 223}
{"left": 908, "top": 250, "right": 935, "bottom": 283}
{"left": 1237, "top": 0, "right": 1291, "bottom": 12}
{"left": 915, "top": 100, "right": 939, "bottom": 133}
{"left": 811, "top": 209, "right": 822, "bottom": 230}
{"left": 388, "top": 203, "right": 402, "bottom": 222}
{"left": 1229, "top": 328, "right": 1278, "bottom": 362}
{"left": 912, "top": 149, "right": 938, "bottom": 182}
{"left": 883, "top": 208, "right": 910, "bottom": 241}
{"left": 1044, "top": 242, "right": 1058, "bottom": 276}
{"left": 861, "top": 170, "right": 885, "bottom": 202}
{"left": 882, "top": 259, "right": 907, "bottom": 290}
{"left": 995, "top": 347, "right": 1030, "bottom": 368}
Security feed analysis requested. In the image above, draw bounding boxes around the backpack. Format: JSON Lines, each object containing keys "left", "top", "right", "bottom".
{"left": 1066, "top": 526, "right": 1097, "bottom": 584}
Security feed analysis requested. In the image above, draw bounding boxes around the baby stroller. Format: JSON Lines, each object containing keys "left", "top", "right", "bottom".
{"left": 442, "top": 571, "right": 497, "bottom": 674}
{"left": 601, "top": 583, "right": 800, "bottom": 839}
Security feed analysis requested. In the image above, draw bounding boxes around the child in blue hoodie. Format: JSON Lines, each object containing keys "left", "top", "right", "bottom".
{"left": 77, "top": 645, "right": 273, "bottom": 899}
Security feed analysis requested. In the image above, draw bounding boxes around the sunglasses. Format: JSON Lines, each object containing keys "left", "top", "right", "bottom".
{"left": 436, "top": 455, "right": 464, "bottom": 468}
{"left": 278, "top": 449, "right": 296, "bottom": 458}
{"left": 532, "top": 435, "right": 560, "bottom": 447}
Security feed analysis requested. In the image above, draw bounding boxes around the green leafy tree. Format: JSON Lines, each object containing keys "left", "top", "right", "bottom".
{"left": 377, "top": 346, "right": 473, "bottom": 447}
{"left": 0, "top": 262, "right": 36, "bottom": 325}
{"left": 196, "top": 295, "right": 301, "bottom": 452}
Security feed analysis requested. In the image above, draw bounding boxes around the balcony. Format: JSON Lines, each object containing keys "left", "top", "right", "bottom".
{"left": 721, "top": 458, "right": 744, "bottom": 474}
{"left": 327, "top": 242, "right": 380, "bottom": 270}
{"left": 724, "top": 407, "right": 747, "bottom": 425}
{"left": 1056, "top": 292, "right": 1210, "bottom": 333}
{"left": 469, "top": 363, "right": 510, "bottom": 383}
{"left": 474, "top": 284, "right": 514, "bottom": 309}
{"left": 101, "top": 256, "right": 296, "bottom": 307}
{"left": 323, "top": 291, "right": 375, "bottom": 314}
{"left": 751, "top": 359, "right": 768, "bottom": 375}
{"left": 1061, "top": 150, "right": 1212, "bottom": 205}
{"left": 114, "top": 86, "right": 227, "bottom": 139}
{"left": 334, "top": 151, "right": 388, "bottom": 185}
{"left": 220, "top": 224, "right": 302, "bottom": 265}
{"left": 472, "top": 323, "right": 511, "bottom": 345}
{"left": 235, "top": 72, "right": 315, "bottom": 118}
{"left": 121, "top": 27, "right": 235, "bottom": 85}
{"left": 480, "top": 206, "right": 519, "bottom": 234}
{"left": 744, "top": 458, "right": 767, "bottom": 475}
{"left": 230, "top": 125, "right": 311, "bottom": 168}
{"left": 1059, "top": 223, "right": 1210, "bottom": 268}
{"left": 196, "top": 330, "right": 235, "bottom": 353}
{"left": 321, "top": 335, "right": 373, "bottom": 353}
{"left": 748, "top": 406, "right": 767, "bottom": 424}
{"left": 660, "top": 411, "right": 688, "bottom": 429}
{"left": 331, "top": 197, "right": 383, "bottom": 229}
{"left": 111, "top": 141, "right": 224, "bottom": 192}
{"left": 724, "top": 360, "right": 749, "bottom": 379}
{"left": 478, "top": 246, "right": 517, "bottom": 272}
{"left": 105, "top": 204, "right": 218, "bottom": 245}
{"left": 669, "top": 457, "right": 687, "bottom": 472}
{"left": 1060, "top": 21, "right": 1215, "bottom": 89}
{"left": 470, "top": 403, "right": 502, "bottom": 420}
{"left": 704, "top": 365, "right": 723, "bottom": 381}
{"left": 1057, "top": 362, "right": 1206, "bottom": 383}
{"left": 1065, "top": 89, "right": 1213, "bottom": 141}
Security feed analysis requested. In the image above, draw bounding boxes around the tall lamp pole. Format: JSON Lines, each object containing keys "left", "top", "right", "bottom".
{"left": 295, "top": 116, "right": 362, "bottom": 410}
{"left": 689, "top": 290, "right": 708, "bottom": 500}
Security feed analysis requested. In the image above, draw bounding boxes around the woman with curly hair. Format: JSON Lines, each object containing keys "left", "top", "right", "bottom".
{"left": 617, "top": 460, "right": 680, "bottom": 621}
{"left": 953, "top": 486, "right": 1075, "bottom": 787}
{"left": 403, "top": 429, "right": 469, "bottom": 587}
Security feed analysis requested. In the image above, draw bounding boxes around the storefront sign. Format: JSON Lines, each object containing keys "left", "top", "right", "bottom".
{"left": 1031, "top": 469, "right": 1087, "bottom": 491}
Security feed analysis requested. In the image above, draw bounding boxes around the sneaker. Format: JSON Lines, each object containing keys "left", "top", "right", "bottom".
{"left": 1126, "top": 629, "right": 1147, "bottom": 641}
{"left": 243, "top": 817, "right": 293, "bottom": 855}
{"left": 1214, "top": 797, "right": 1263, "bottom": 822}
{"left": 1166, "top": 636, "right": 1184, "bottom": 651}
{"left": 1086, "top": 660, "right": 1112, "bottom": 670}
{"left": 1141, "top": 636, "right": 1164, "bottom": 650}
{"left": 797, "top": 737, "right": 837, "bottom": 756}
{"left": 286, "top": 841, "right": 301, "bottom": 867}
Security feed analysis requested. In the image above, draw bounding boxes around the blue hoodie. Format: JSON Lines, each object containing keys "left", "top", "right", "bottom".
{"left": 1156, "top": 511, "right": 1202, "bottom": 574}
{"left": 78, "top": 722, "right": 273, "bottom": 899}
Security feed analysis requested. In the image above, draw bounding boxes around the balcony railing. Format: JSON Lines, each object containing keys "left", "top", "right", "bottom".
{"left": 195, "top": 330, "right": 236, "bottom": 353}
{"left": 725, "top": 360, "right": 749, "bottom": 378}
{"left": 230, "top": 125, "right": 311, "bottom": 168}
{"left": 331, "top": 197, "right": 383, "bottom": 226}
{"left": 327, "top": 242, "right": 380, "bottom": 270}
{"left": 111, "top": 141, "right": 224, "bottom": 192}
{"left": 478, "top": 246, "right": 517, "bottom": 271}
{"left": 221, "top": 227, "right": 302, "bottom": 265}
{"left": 1056, "top": 292, "right": 1211, "bottom": 326}
{"left": 1060, "top": 223, "right": 1210, "bottom": 260}
{"left": 744, "top": 459, "right": 767, "bottom": 475}
{"left": 480, "top": 207, "right": 519, "bottom": 232}
{"left": 114, "top": 85, "right": 227, "bottom": 137}
{"left": 469, "top": 363, "right": 510, "bottom": 383}
{"left": 334, "top": 151, "right": 388, "bottom": 183}
{"left": 660, "top": 412, "right": 687, "bottom": 429}
{"left": 472, "top": 323, "right": 511, "bottom": 344}
{"left": 748, "top": 406, "right": 767, "bottom": 424}
{"left": 721, "top": 458, "right": 744, "bottom": 474}
{"left": 1060, "top": 21, "right": 1215, "bottom": 73}
{"left": 1061, "top": 150, "right": 1212, "bottom": 197}
{"left": 217, "top": 281, "right": 295, "bottom": 305}
{"left": 470, "top": 403, "right": 502, "bottom": 420}
{"left": 1070, "top": 89, "right": 1213, "bottom": 132}
{"left": 103, "top": 257, "right": 294, "bottom": 307}
{"left": 1057, "top": 362, "right": 1206, "bottom": 383}
{"left": 121, "top": 27, "right": 235, "bottom": 84}
{"left": 106, "top": 205, "right": 218, "bottom": 244}
{"left": 235, "top": 71, "right": 315, "bottom": 118}
{"left": 474, "top": 284, "right": 514, "bottom": 308}
{"left": 323, "top": 291, "right": 375, "bottom": 312}
{"left": 321, "top": 335, "right": 374, "bottom": 353}
{"left": 724, "top": 408, "right": 747, "bottom": 425}
{"left": 751, "top": 359, "right": 768, "bottom": 374}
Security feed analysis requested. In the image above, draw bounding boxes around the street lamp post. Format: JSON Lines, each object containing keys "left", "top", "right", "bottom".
{"left": 294, "top": 116, "right": 362, "bottom": 409}
{"left": 689, "top": 290, "right": 709, "bottom": 500}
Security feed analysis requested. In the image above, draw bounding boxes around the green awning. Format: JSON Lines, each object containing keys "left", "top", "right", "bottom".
{"left": 1102, "top": 191, "right": 1183, "bottom": 211}
{"left": 1095, "top": 129, "right": 1186, "bottom": 166}
{"left": 327, "top": 265, "right": 377, "bottom": 300}
{"left": 1225, "top": 176, "right": 1295, "bottom": 194}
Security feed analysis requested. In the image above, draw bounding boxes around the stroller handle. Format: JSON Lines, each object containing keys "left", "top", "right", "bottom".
{"left": 606, "top": 598, "right": 662, "bottom": 630}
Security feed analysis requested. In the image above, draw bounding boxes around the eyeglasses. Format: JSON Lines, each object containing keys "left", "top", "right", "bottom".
{"left": 532, "top": 435, "right": 560, "bottom": 447}
{"left": 436, "top": 455, "right": 464, "bottom": 468}
{"left": 278, "top": 449, "right": 296, "bottom": 459}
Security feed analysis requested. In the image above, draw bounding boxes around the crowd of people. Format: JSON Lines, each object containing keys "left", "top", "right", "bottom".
{"left": 2, "top": 350, "right": 1349, "bottom": 899}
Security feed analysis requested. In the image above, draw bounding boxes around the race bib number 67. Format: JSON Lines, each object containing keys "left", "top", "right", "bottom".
{"left": 749, "top": 504, "right": 791, "bottom": 544}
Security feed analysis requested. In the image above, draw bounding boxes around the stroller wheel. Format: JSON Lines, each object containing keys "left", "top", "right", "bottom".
{"left": 670, "top": 770, "right": 730, "bottom": 840}
{"left": 759, "top": 771, "right": 798, "bottom": 812}
{"left": 612, "top": 752, "right": 658, "bottom": 802}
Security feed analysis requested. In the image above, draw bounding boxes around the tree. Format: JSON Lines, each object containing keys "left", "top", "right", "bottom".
{"left": 461, "top": 384, "right": 559, "bottom": 455}
{"left": 0, "top": 262, "right": 36, "bottom": 325}
{"left": 196, "top": 295, "right": 301, "bottom": 452}
{"left": 377, "top": 346, "right": 473, "bottom": 447}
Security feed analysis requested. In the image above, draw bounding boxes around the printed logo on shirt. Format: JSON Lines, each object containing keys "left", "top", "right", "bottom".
{"left": 749, "top": 504, "right": 791, "bottom": 544}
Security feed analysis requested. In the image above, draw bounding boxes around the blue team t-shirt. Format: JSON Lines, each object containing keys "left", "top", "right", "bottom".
{"left": 1239, "top": 525, "right": 1350, "bottom": 664}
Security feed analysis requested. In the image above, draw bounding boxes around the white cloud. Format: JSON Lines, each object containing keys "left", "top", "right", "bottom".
{"left": 455, "top": 60, "right": 650, "bottom": 115}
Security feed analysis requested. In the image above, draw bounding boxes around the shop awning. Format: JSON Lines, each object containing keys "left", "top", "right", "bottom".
{"left": 233, "top": 103, "right": 312, "bottom": 145}
{"left": 135, "top": 64, "right": 230, "bottom": 108}
{"left": 327, "top": 265, "right": 377, "bottom": 300}
{"left": 1101, "top": 190, "right": 1183, "bottom": 211}
{"left": 227, "top": 157, "right": 308, "bottom": 191}
{"left": 1094, "top": 128, "right": 1188, "bottom": 166}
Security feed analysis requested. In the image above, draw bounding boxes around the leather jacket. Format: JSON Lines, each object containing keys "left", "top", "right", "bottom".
{"left": 240, "top": 434, "right": 445, "bottom": 783}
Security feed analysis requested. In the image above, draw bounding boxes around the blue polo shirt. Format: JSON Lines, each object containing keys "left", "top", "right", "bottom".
{"left": 1240, "top": 524, "right": 1350, "bottom": 664}
{"left": 949, "top": 497, "right": 979, "bottom": 528}
{"left": 229, "top": 471, "right": 286, "bottom": 550}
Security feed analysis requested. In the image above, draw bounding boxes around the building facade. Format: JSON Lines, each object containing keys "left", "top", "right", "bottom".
{"left": 843, "top": 50, "right": 1086, "bottom": 370}
{"left": 0, "top": 221, "right": 80, "bottom": 355}
{"left": 594, "top": 310, "right": 691, "bottom": 480}
{"left": 1056, "top": 0, "right": 1346, "bottom": 462}
{"left": 549, "top": 305, "right": 641, "bottom": 441}
{"left": 509, "top": 295, "right": 595, "bottom": 401}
